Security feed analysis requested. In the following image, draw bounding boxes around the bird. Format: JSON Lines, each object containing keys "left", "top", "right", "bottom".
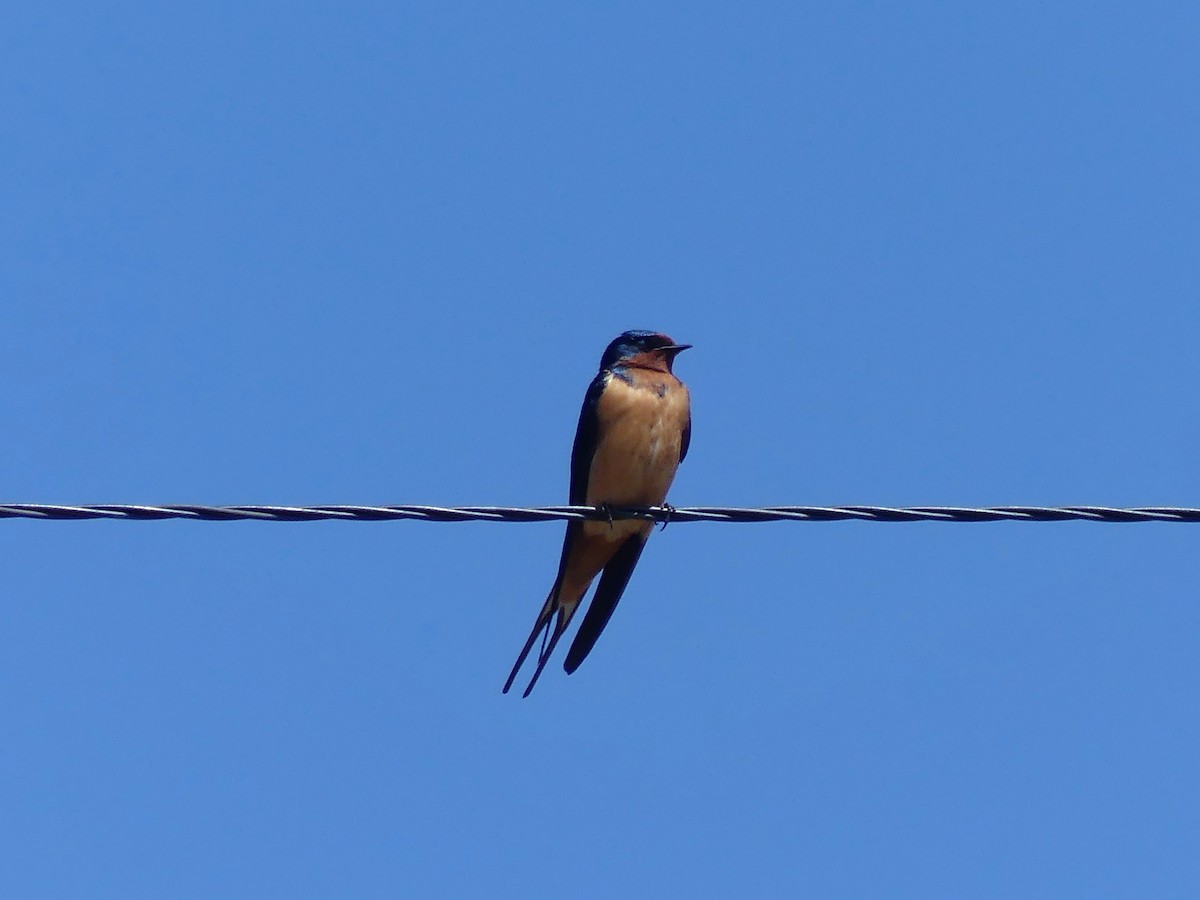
{"left": 503, "top": 330, "right": 692, "bottom": 697}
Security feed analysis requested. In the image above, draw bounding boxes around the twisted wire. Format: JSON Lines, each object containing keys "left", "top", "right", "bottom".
{"left": 1, "top": 503, "right": 1199, "bottom": 523}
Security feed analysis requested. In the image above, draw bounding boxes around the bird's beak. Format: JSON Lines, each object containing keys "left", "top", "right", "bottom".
{"left": 662, "top": 343, "right": 692, "bottom": 355}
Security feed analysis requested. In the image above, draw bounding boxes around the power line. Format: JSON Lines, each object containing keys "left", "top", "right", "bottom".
{"left": 2, "top": 503, "right": 1199, "bottom": 523}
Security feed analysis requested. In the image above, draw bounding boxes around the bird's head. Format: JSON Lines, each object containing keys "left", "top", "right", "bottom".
{"left": 599, "top": 330, "right": 692, "bottom": 374}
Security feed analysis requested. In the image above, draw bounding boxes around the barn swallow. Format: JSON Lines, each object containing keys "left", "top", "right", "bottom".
{"left": 503, "top": 330, "right": 692, "bottom": 696}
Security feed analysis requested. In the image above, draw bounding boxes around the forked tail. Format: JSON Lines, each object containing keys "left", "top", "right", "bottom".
{"left": 502, "top": 590, "right": 568, "bottom": 698}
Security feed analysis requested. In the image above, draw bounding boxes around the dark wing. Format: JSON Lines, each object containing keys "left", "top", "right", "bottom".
{"left": 569, "top": 370, "right": 608, "bottom": 504}
{"left": 502, "top": 370, "right": 607, "bottom": 695}
{"left": 679, "top": 412, "right": 691, "bottom": 464}
{"left": 563, "top": 533, "right": 647, "bottom": 674}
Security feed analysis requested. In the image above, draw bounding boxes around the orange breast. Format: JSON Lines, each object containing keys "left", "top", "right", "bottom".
{"left": 585, "top": 370, "right": 691, "bottom": 523}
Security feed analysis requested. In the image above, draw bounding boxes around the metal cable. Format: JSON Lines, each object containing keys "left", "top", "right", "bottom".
{"left": 2, "top": 503, "right": 1199, "bottom": 523}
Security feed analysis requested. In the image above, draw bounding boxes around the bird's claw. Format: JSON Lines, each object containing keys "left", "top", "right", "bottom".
{"left": 598, "top": 502, "right": 615, "bottom": 529}
{"left": 658, "top": 502, "right": 676, "bottom": 531}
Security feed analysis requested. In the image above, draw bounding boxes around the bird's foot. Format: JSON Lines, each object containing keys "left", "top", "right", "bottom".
{"left": 658, "top": 502, "right": 676, "bottom": 531}
{"left": 598, "top": 502, "right": 615, "bottom": 529}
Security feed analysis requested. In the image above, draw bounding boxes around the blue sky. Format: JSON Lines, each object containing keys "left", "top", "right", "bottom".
{"left": 3, "top": 2, "right": 1199, "bottom": 897}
